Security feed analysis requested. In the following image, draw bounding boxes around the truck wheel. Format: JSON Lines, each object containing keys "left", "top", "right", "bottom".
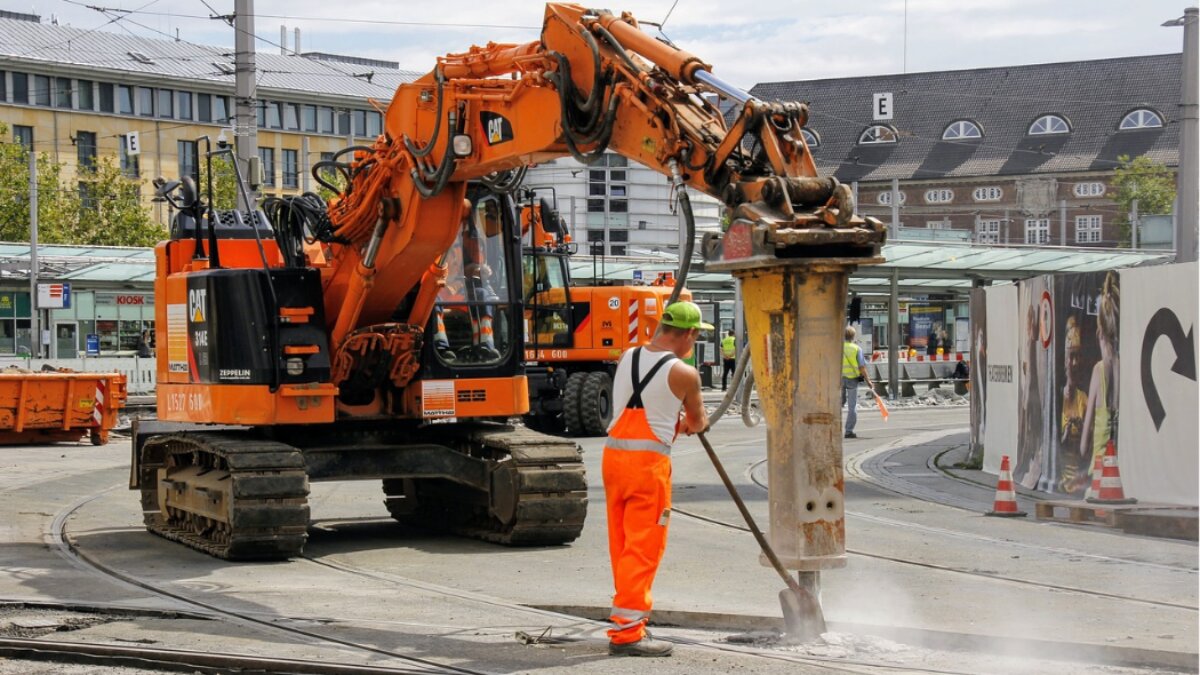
{"left": 580, "top": 371, "right": 613, "bottom": 436}
{"left": 562, "top": 372, "right": 587, "bottom": 436}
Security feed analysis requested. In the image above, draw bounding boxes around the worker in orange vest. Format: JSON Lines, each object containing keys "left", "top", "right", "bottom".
{"left": 604, "top": 301, "right": 710, "bottom": 657}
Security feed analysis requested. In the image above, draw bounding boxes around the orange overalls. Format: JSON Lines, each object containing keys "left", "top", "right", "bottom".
{"left": 604, "top": 348, "right": 680, "bottom": 645}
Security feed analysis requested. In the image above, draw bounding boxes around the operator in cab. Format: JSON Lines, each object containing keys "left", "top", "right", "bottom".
{"left": 603, "top": 301, "right": 710, "bottom": 657}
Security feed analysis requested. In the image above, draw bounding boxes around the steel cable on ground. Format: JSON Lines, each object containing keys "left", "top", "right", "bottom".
{"left": 45, "top": 485, "right": 489, "bottom": 675}
{"left": 37, "top": 476, "right": 1000, "bottom": 674}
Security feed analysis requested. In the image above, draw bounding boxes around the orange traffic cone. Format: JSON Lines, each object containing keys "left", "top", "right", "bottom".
{"left": 1086, "top": 439, "right": 1137, "bottom": 505}
{"left": 1084, "top": 453, "right": 1103, "bottom": 500}
{"left": 986, "top": 455, "right": 1027, "bottom": 517}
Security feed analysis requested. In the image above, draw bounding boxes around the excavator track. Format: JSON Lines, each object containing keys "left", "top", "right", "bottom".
{"left": 138, "top": 434, "right": 310, "bottom": 561}
{"left": 384, "top": 425, "right": 587, "bottom": 545}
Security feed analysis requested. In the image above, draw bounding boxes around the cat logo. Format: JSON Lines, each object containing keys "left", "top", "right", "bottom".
{"left": 480, "top": 111, "right": 513, "bottom": 146}
{"left": 188, "top": 288, "right": 207, "bottom": 323}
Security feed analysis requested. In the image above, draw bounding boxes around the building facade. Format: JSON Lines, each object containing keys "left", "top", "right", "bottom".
{"left": 0, "top": 13, "right": 417, "bottom": 227}
{"left": 750, "top": 54, "right": 1182, "bottom": 248}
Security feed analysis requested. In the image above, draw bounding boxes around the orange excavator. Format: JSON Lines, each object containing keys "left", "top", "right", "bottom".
{"left": 133, "top": 3, "right": 883, "bottom": 560}
{"left": 518, "top": 191, "right": 690, "bottom": 436}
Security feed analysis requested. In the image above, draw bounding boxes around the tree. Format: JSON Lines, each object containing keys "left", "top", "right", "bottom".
{"left": 67, "top": 157, "right": 165, "bottom": 247}
{"left": 198, "top": 154, "right": 240, "bottom": 211}
{"left": 1109, "top": 154, "right": 1176, "bottom": 245}
{"left": 0, "top": 123, "right": 82, "bottom": 242}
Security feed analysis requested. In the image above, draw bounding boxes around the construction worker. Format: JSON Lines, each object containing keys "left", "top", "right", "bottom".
{"left": 842, "top": 325, "right": 873, "bottom": 439}
{"left": 604, "top": 301, "right": 710, "bottom": 657}
{"left": 720, "top": 330, "right": 737, "bottom": 391}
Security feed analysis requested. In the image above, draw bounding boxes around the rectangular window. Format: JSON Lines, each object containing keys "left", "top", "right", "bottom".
{"left": 366, "top": 111, "right": 382, "bottom": 136}
{"left": 258, "top": 148, "right": 276, "bottom": 187}
{"left": 589, "top": 183, "right": 606, "bottom": 196}
{"left": 120, "top": 134, "right": 140, "bottom": 178}
{"left": 267, "top": 101, "right": 282, "bottom": 129}
{"left": 176, "top": 91, "right": 192, "bottom": 120}
{"left": 1075, "top": 215, "right": 1103, "bottom": 244}
{"left": 587, "top": 230, "right": 606, "bottom": 242}
{"left": 588, "top": 170, "right": 605, "bottom": 181}
{"left": 77, "top": 79, "right": 94, "bottom": 110}
{"left": 11, "top": 72, "right": 28, "bottom": 104}
{"left": 609, "top": 229, "right": 629, "bottom": 242}
{"left": 284, "top": 103, "right": 299, "bottom": 131}
{"left": 337, "top": 110, "right": 351, "bottom": 136}
{"left": 138, "top": 86, "right": 154, "bottom": 116}
{"left": 926, "top": 220, "right": 949, "bottom": 229}
{"left": 213, "top": 96, "right": 229, "bottom": 123}
{"left": 353, "top": 110, "right": 367, "bottom": 137}
{"left": 319, "top": 107, "right": 335, "bottom": 134}
{"left": 606, "top": 155, "right": 627, "bottom": 167}
{"left": 609, "top": 184, "right": 627, "bottom": 197}
{"left": 1024, "top": 218, "right": 1050, "bottom": 245}
{"left": 78, "top": 181, "right": 97, "bottom": 211}
{"left": 609, "top": 170, "right": 626, "bottom": 182}
{"left": 587, "top": 198, "right": 605, "bottom": 213}
{"left": 0, "top": 70, "right": 6, "bottom": 102}
{"left": 609, "top": 245, "right": 626, "bottom": 256}
{"left": 282, "top": 149, "right": 299, "bottom": 188}
{"left": 13, "top": 125, "right": 33, "bottom": 150}
{"left": 976, "top": 219, "right": 1001, "bottom": 244}
{"left": 118, "top": 85, "right": 134, "bottom": 114}
{"left": 99, "top": 82, "right": 114, "bottom": 112}
{"left": 157, "top": 88, "right": 173, "bottom": 118}
{"left": 178, "top": 140, "right": 199, "bottom": 182}
{"left": 55, "top": 77, "right": 72, "bottom": 108}
{"left": 609, "top": 199, "right": 628, "bottom": 213}
{"left": 76, "top": 131, "right": 97, "bottom": 170}
{"left": 33, "top": 75, "right": 51, "bottom": 106}
{"left": 197, "top": 93, "right": 212, "bottom": 122}
{"left": 302, "top": 105, "right": 317, "bottom": 132}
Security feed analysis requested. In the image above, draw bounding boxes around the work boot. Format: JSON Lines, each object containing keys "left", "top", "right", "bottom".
{"left": 844, "top": 431, "right": 857, "bottom": 439}
{"left": 608, "top": 637, "right": 673, "bottom": 657}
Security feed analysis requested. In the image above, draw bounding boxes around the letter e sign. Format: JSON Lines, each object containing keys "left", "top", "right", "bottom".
{"left": 873, "top": 93, "right": 893, "bottom": 121}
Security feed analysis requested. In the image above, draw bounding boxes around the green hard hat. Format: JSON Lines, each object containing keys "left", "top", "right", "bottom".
{"left": 661, "top": 301, "right": 714, "bottom": 330}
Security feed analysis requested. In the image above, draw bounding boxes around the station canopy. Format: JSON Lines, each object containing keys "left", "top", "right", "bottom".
{"left": 569, "top": 240, "right": 1174, "bottom": 297}
{"left": 0, "top": 240, "right": 1174, "bottom": 297}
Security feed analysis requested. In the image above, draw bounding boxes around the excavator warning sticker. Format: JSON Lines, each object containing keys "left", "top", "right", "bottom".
{"left": 422, "top": 380, "right": 456, "bottom": 417}
{"left": 167, "top": 304, "right": 189, "bottom": 373}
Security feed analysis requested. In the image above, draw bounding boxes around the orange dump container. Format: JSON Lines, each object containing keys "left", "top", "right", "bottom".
{"left": 0, "top": 371, "right": 127, "bottom": 445}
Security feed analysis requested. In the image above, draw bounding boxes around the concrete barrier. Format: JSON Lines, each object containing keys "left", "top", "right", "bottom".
{"left": 0, "top": 357, "right": 157, "bottom": 395}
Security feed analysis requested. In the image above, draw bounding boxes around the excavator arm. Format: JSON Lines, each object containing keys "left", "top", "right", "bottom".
{"left": 320, "top": 2, "right": 884, "bottom": 374}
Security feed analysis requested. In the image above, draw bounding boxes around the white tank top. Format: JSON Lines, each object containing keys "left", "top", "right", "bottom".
{"left": 608, "top": 347, "right": 684, "bottom": 446}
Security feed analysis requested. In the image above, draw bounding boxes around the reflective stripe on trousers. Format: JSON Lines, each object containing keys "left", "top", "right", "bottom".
{"left": 604, "top": 445, "right": 671, "bottom": 645}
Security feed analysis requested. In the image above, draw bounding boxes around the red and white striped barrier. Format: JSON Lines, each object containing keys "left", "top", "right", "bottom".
{"left": 92, "top": 378, "right": 107, "bottom": 427}
{"left": 870, "top": 351, "right": 967, "bottom": 363}
{"left": 627, "top": 299, "right": 640, "bottom": 342}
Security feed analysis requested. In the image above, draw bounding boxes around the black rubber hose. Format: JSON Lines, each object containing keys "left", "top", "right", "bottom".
{"left": 404, "top": 68, "right": 445, "bottom": 159}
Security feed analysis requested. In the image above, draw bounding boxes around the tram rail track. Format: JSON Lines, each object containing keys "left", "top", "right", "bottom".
{"left": 667, "top": 458, "right": 1196, "bottom": 614}
{"left": 45, "top": 484, "right": 488, "bottom": 675}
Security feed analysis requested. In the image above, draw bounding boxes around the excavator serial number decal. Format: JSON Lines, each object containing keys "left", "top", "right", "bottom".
{"left": 164, "top": 390, "right": 211, "bottom": 414}
{"left": 524, "top": 349, "right": 568, "bottom": 360}
{"left": 421, "top": 380, "right": 456, "bottom": 417}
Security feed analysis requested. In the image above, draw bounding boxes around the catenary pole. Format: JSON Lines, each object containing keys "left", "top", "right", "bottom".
{"left": 234, "top": 0, "right": 258, "bottom": 211}
{"left": 28, "top": 149, "right": 39, "bottom": 358}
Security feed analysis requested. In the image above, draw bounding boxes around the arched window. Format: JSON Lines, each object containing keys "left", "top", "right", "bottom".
{"left": 1119, "top": 109, "right": 1163, "bottom": 130}
{"left": 942, "top": 120, "right": 982, "bottom": 140}
{"left": 858, "top": 125, "right": 898, "bottom": 145}
{"left": 1028, "top": 114, "right": 1070, "bottom": 135}
{"left": 800, "top": 128, "right": 820, "bottom": 147}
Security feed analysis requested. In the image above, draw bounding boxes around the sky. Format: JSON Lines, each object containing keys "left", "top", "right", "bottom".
{"left": 20, "top": 0, "right": 1196, "bottom": 89}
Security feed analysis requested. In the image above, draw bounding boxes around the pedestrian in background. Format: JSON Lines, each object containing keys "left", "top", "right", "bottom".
{"left": 603, "top": 301, "right": 710, "bottom": 657}
{"left": 842, "top": 325, "right": 873, "bottom": 439}
{"left": 720, "top": 329, "right": 737, "bottom": 391}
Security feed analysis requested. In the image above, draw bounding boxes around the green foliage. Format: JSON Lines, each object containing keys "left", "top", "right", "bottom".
{"left": 0, "top": 124, "right": 82, "bottom": 242}
{"left": 198, "top": 154, "right": 241, "bottom": 211}
{"left": 68, "top": 157, "right": 165, "bottom": 247}
{"left": 1109, "top": 154, "right": 1176, "bottom": 245}
{"left": 0, "top": 122, "right": 164, "bottom": 246}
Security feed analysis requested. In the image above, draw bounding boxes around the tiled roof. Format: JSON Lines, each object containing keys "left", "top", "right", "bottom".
{"left": 749, "top": 54, "right": 1182, "bottom": 183}
{"left": 0, "top": 17, "right": 420, "bottom": 101}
